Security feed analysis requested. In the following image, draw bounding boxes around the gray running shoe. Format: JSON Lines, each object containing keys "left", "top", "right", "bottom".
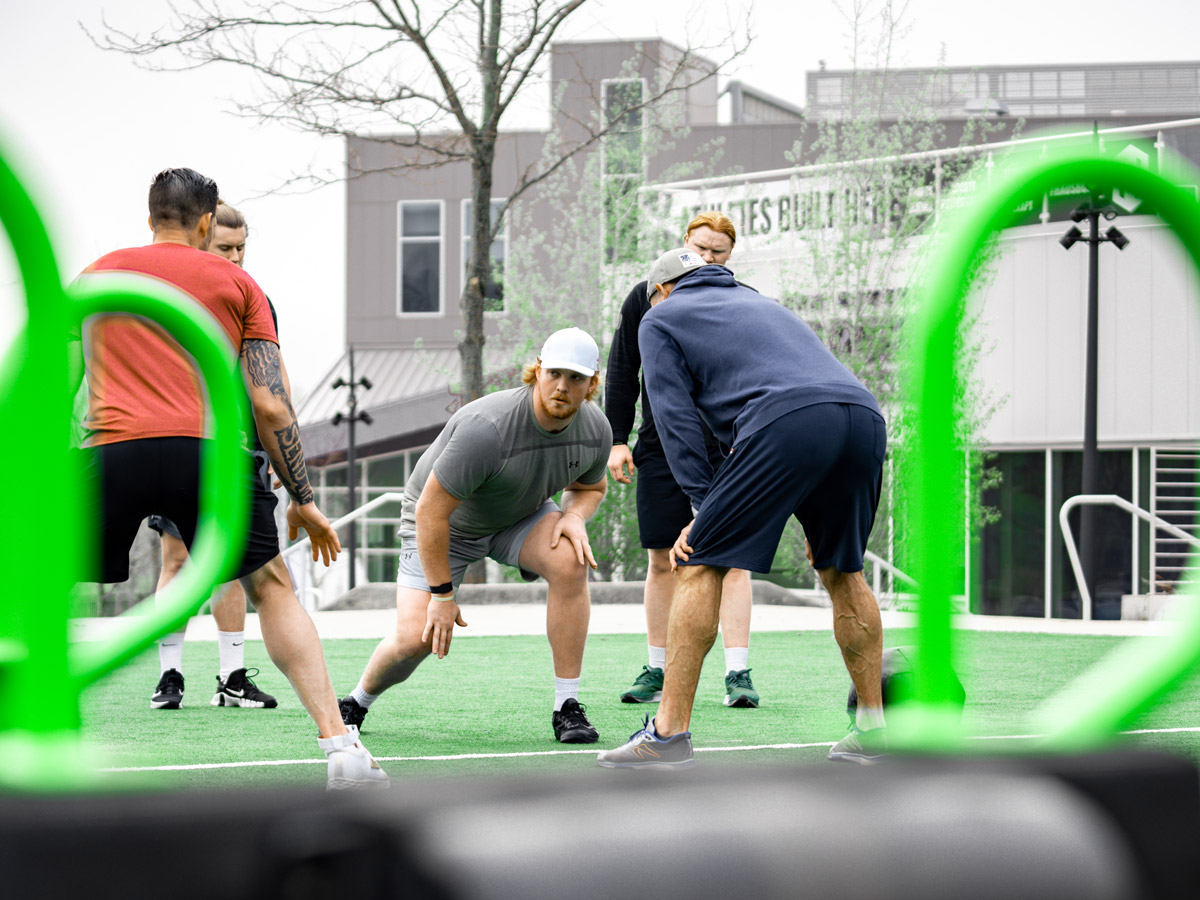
{"left": 723, "top": 668, "right": 759, "bottom": 708}
{"left": 620, "top": 665, "right": 664, "bottom": 703}
{"left": 827, "top": 725, "right": 887, "bottom": 765}
{"left": 596, "top": 717, "right": 694, "bottom": 769}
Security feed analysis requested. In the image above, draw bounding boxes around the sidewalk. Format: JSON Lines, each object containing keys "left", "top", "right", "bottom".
{"left": 69, "top": 604, "right": 1174, "bottom": 642}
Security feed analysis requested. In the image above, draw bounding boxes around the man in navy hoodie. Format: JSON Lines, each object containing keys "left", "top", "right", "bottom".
{"left": 597, "top": 249, "right": 889, "bottom": 768}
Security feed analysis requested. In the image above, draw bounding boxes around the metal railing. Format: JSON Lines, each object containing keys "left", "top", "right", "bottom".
{"left": 863, "top": 549, "right": 920, "bottom": 608}
{"left": 283, "top": 495, "right": 919, "bottom": 612}
{"left": 646, "top": 116, "right": 1200, "bottom": 195}
{"left": 1059, "top": 493, "right": 1200, "bottom": 621}
{"left": 282, "top": 491, "right": 405, "bottom": 610}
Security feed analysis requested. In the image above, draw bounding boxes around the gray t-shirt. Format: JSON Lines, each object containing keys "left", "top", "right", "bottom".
{"left": 401, "top": 385, "right": 612, "bottom": 538}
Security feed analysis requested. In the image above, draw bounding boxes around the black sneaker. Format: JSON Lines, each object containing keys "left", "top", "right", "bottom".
{"left": 212, "top": 667, "right": 278, "bottom": 709}
{"left": 151, "top": 669, "right": 184, "bottom": 710}
{"left": 340, "top": 696, "right": 369, "bottom": 731}
{"left": 553, "top": 697, "right": 599, "bottom": 744}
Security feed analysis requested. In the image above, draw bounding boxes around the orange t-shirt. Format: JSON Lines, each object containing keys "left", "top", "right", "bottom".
{"left": 81, "top": 242, "right": 278, "bottom": 446}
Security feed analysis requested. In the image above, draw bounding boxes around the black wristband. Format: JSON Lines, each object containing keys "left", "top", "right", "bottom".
{"left": 428, "top": 581, "right": 453, "bottom": 595}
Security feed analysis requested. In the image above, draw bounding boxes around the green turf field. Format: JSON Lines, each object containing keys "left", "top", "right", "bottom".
{"left": 81, "top": 628, "right": 1200, "bottom": 791}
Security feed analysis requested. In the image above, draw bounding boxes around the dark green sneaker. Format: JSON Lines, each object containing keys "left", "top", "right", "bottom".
{"left": 827, "top": 725, "right": 887, "bottom": 765}
{"left": 723, "top": 668, "right": 759, "bottom": 708}
{"left": 620, "top": 665, "right": 664, "bottom": 703}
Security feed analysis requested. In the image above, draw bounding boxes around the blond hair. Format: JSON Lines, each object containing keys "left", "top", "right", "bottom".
{"left": 214, "top": 200, "right": 246, "bottom": 231}
{"left": 521, "top": 361, "right": 602, "bottom": 402}
{"left": 685, "top": 210, "right": 736, "bottom": 246}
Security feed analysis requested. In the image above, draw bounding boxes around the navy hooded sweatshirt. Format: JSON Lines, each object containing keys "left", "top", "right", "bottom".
{"left": 639, "top": 264, "right": 881, "bottom": 509}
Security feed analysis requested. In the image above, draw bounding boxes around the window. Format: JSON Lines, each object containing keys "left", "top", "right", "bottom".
{"left": 1060, "top": 70, "right": 1085, "bottom": 98}
{"left": 1032, "top": 71, "right": 1058, "bottom": 99}
{"left": 1169, "top": 68, "right": 1198, "bottom": 90}
{"left": 1002, "top": 71, "right": 1031, "bottom": 98}
{"left": 603, "top": 78, "right": 644, "bottom": 176}
{"left": 462, "top": 199, "right": 507, "bottom": 313}
{"left": 815, "top": 76, "right": 843, "bottom": 105}
{"left": 366, "top": 453, "right": 407, "bottom": 489}
{"left": 979, "top": 451, "right": 1046, "bottom": 616}
{"left": 602, "top": 78, "right": 645, "bottom": 263}
{"left": 952, "top": 72, "right": 982, "bottom": 98}
{"left": 397, "top": 201, "right": 443, "bottom": 315}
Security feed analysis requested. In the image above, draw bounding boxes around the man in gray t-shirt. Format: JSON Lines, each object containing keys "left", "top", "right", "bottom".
{"left": 340, "top": 328, "right": 612, "bottom": 744}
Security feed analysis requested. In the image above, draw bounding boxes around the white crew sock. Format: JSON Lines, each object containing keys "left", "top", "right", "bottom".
{"left": 857, "top": 704, "right": 886, "bottom": 731}
{"left": 554, "top": 677, "right": 581, "bottom": 711}
{"left": 158, "top": 631, "right": 185, "bottom": 674}
{"left": 724, "top": 646, "right": 749, "bottom": 674}
{"left": 648, "top": 645, "right": 666, "bottom": 671}
{"left": 350, "top": 683, "right": 380, "bottom": 708}
{"left": 217, "top": 631, "right": 245, "bottom": 680}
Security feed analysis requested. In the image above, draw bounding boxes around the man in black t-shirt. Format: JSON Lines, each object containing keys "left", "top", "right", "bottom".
{"left": 604, "top": 211, "right": 761, "bottom": 710}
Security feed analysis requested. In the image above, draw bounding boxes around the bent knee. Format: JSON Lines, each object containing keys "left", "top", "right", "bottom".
{"left": 817, "top": 566, "right": 866, "bottom": 591}
{"left": 539, "top": 549, "right": 590, "bottom": 589}
{"left": 240, "top": 555, "right": 291, "bottom": 605}
{"left": 647, "top": 549, "right": 673, "bottom": 577}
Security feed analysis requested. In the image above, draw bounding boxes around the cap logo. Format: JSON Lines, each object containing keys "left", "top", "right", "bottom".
{"left": 678, "top": 251, "right": 702, "bottom": 266}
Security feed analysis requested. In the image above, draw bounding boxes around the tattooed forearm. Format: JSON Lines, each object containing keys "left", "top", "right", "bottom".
{"left": 273, "top": 420, "right": 314, "bottom": 505}
{"left": 242, "top": 338, "right": 312, "bottom": 504}
{"left": 241, "top": 339, "right": 289, "bottom": 404}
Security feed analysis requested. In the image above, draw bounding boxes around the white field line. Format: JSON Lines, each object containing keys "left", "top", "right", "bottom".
{"left": 97, "top": 726, "right": 1200, "bottom": 774}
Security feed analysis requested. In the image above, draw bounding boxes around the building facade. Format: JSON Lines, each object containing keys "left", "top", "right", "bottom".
{"left": 299, "top": 42, "right": 1200, "bottom": 614}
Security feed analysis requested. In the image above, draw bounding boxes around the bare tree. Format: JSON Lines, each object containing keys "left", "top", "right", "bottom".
{"left": 91, "top": 0, "right": 745, "bottom": 401}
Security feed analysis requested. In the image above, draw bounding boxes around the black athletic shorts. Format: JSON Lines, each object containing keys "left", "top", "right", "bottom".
{"left": 633, "top": 441, "right": 727, "bottom": 550}
{"left": 146, "top": 514, "right": 183, "bottom": 541}
{"left": 684, "top": 403, "right": 886, "bottom": 574}
{"left": 80, "top": 437, "right": 281, "bottom": 583}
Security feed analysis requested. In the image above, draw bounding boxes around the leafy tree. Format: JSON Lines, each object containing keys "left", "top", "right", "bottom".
{"left": 763, "top": 1, "right": 1013, "bottom": 594}
{"left": 486, "top": 70, "right": 731, "bottom": 580}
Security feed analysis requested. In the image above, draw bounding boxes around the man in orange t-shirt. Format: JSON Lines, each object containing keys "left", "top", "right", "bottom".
{"left": 76, "top": 167, "right": 387, "bottom": 790}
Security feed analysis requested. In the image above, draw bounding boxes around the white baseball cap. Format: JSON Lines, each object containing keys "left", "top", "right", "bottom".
{"left": 539, "top": 327, "right": 600, "bottom": 377}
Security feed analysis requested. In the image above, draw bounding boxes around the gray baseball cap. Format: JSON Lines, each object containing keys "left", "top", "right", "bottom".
{"left": 646, "top": 248, "right": 707, "bottom": 300}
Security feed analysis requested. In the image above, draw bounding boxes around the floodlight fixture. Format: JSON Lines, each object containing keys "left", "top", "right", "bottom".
{"left": 1106, "top": 226, "right": 1130, "bottom": 250}
{"left": 1060, "top": 226, "right": 1083, "bottom": 250}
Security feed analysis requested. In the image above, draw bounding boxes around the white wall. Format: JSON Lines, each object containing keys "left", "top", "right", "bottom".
{"left": 975, "top": 217, "right": 1200, "bottom": 447}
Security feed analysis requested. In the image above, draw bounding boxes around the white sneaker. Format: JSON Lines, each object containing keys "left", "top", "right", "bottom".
{"left": 318, "top": 724, "right": 390, "bottom": 790}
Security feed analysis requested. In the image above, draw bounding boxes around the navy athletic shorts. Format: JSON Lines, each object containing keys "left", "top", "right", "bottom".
{"left": 684, "top": 403, "right": 886, "bottom": 574}
{"left": 634, "top": 440, "right": 726, "bottom": 550}
{"left": 79, "top": 437, "right": 282, "bottom": 583}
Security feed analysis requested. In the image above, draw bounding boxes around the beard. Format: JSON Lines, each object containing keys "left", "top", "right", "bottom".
{"left": 537, "top": 387, "right": 578, "bottom": 422}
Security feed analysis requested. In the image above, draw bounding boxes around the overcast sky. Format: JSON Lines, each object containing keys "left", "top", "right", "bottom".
{"left": 2, "top": 0, "right": 1197, "bottom": 397}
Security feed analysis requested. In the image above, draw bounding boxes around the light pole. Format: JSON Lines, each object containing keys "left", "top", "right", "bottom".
{"left": 331, "top": 345, "right": 372, "bottom": 589}
{"left": 1060, "top": 205, "right": 1129, "bottom": 610}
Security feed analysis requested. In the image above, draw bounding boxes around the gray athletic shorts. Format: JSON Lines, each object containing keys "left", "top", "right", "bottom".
{"left": 395, "top": 499, "right": 559, "bottom": 593}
